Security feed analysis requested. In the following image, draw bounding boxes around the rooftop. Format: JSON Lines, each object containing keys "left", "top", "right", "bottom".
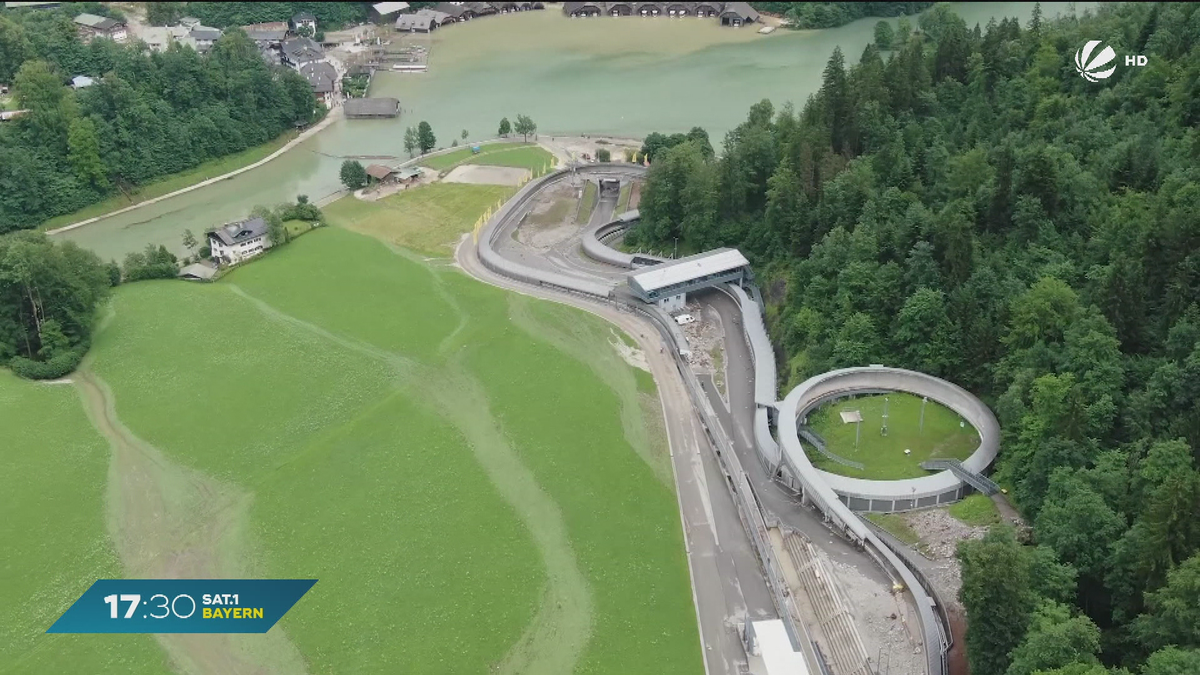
{"left": 372, "top": 1, "right": 411, "bottom": 16}
{"left": 344, "top": 97, "right": 400, "bottom": 117}
{"left": 300, "top": 62, "right": 337, "bottom": 93}
{"left": 282, "top": 36, "right": 324, "bottom": 62}
{"left": 366, "top": 164, "right": 396, "bottom": 180}
{"left": 629, "top": 247, "right": 749, "bottom": 293}
{"left": 74, "top": 13, "right": 122, "bottom": 30}
{"left": 748, "top": 620, "right": 810, "bottom": 675}
{"left": 209, "top": 218, "right": 268, "bottom": 246}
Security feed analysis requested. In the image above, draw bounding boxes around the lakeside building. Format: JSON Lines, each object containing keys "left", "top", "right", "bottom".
{"left": 300, "top": 62, "right": 339, "bottom": 107}
{"left": 563, "top": 1, "right": 759, "bottom": 25}
{"left": 208, "top": 218, "right": 273, "bottom": 265}
{"left": 393, "top": 1, "right": 544, "bottom": 31}
{"left": 74, "top": 13, "right": 128, "bottom": 43}
{"left": 371, "top": 1, "right": 411, "bottom": 22}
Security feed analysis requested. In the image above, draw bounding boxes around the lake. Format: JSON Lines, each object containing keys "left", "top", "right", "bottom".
{"left": 61, "top": 2, "right": 1094, "bottom": 261}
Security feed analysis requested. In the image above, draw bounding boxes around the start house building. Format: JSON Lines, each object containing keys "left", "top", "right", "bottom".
{"left": 628, "top": 248, "right": 751, "bottom": 311}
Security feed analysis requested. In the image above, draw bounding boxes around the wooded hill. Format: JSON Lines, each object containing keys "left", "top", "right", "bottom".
{"left": 629, "top": 3, "right": 1200, "bottom": 673}
{"left": 0, "top": 6, "right": 322, "bottom": 231}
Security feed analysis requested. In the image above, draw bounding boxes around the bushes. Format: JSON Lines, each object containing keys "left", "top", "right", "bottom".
{"left": 8, "top": 349, "right": 84, "bottom": 380}
{"left": 122, "top": 244, "right": 178, "bottom": 282}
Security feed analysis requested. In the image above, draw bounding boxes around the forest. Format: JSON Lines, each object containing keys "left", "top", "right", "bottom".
{"left": 0, "top": 5, "right": 321, "bottom": 231}
{"left": 177, "top": 2, "right": 368, "bottom": 30}
{"left": 751, "top": 2, "right": 935, "bottom": 29}
{"left": 628, "top": 3, "right": 1200, "bottom": 674}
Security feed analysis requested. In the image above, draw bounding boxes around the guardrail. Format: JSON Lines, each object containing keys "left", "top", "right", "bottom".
{"left": 475, "top": 164, "right": 952, "bottom": 675}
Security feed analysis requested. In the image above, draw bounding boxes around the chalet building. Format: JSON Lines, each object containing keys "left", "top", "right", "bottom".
{"left": 371, "top": 1, "right": 411, "bottom": 22}
{"left": 281, "top": 36, "right": 325, "bottom": 69}
{"left": 393, "top": 2, "right": 544, "bottom": 30}
{"left": 291, "top": 11, "right": 317, "bottom": 34}
{"left": 208, "top": 218, "right": 272, "bottom": 265}
{"left": 396, "top": 9, "right": 451, "bottom": 32}
{"left": 74, "top": 13, "right": 127, "bottom": 43}
{"left": 563, "top": 1, "right": 758, "bottom": 25}
{"left": 300, "top": 61, "right": 338, "bottom": 107}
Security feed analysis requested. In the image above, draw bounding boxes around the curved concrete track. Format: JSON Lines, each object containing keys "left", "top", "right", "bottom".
{"left": 461, "top": 163, "right": 977, "bottom": 675}
{"left": 780, "top": 368, "right": 1001, "bottom": 509}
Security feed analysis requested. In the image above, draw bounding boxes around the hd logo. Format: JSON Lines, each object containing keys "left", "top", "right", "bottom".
{"left": 1074, "top": 40, "right": 1147, "bottom": 82}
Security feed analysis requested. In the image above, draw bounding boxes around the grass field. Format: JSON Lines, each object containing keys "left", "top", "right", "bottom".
{"left": 420, "top": 142, "right": 555, "bottom": 173}
{"left": 39, "top": 132, "right": 299, "bottom": 231}
{"left": 948, "top": 494, "right": 1000, "bottom": 526}
{"left": 807, "top": 392, "right": 979, "bottom": 480}
{"left": 57, "top": 225, "right": 698, "bottom": 673}
{"left": 578, "top": 180, "right": 598, "bottom": 224}
{"left": 324, "top": 183, "right": 514, "bottom": 257}
{"left": 616, "top": 182, "right": 632, "bottom": 212}
{"left": 0, "top": 372, "right": 168, "bottom": 674}
{"left": 866, "top": 512, "right": 922, "bottom": 548}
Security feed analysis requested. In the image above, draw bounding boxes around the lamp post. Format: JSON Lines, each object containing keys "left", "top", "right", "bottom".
{"left": 674, "top": 237, "right": 679, "bottom": 259}
{"left": 881, "top": 396, "right": 889, "bottom": 437}
{"left": 920, "top": 396, "right": 927, "bottom": 433}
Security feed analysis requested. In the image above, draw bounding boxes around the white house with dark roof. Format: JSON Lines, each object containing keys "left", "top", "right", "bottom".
{"left": 291, "top": 11, "right": 317, "bottom": 34}
{"left": 300, "top": 61, "right": 338, "bottom": 107}
{"left": 281, "top": 36, "right": 325, "bottom": 69}
{"left": 208, "top": 218, "right": 272, "bottom": 265}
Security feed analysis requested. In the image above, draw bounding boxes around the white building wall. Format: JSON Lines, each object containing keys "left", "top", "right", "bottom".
{"left": 210, "top": 235, "right": 271, "bottom": 264}
{"left": 657, "top": 293, "right": 685, "bottom": 312}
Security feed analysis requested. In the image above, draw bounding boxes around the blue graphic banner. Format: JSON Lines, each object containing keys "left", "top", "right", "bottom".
{"left": 47, "top": 579, "right": 317, "bottom": 634}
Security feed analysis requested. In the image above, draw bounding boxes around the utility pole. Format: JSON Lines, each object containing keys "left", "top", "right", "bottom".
{"left": 855, "top": 417, "right": 861, "bottom": 449}
{"left": 920, "top": 396, "right": 927, "bottom": 433}
{"left": 673, "top": 237, "right": 679, "bottom": 259}
{"left": 881, "top": 396, "right": 889, "bottom": 437}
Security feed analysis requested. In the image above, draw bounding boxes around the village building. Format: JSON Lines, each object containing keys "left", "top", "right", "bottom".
{"left": 281, "top": 36, "right": 326, "bottom": 69}
{"left": 179, "top": 16, "right": 202, "bottom": 29}
{"left": 370, "top": 1, "right": 411, "bottom": 22}
{"left": 71, "top": 75, "right": 95, "bottom": 89}
{"left": 244, "top": 28, "right": 287, "bottom": 49}
{"left": 718, "top": 1, "right": 758, "bottom": 26}
{"left": 395, "top": 8, "right": 451, "bottom": 32}
{"left": 291, "top": 11, "right": 317, "bottom": 34}
{"left": 243, "top": 22, "right": 288, "bottom": 49}
{"left": 208, "top": 218, "right": 272, "bottom": 265}
{"left": 188, "top": 27, "right": 222, "bottom": 52}
{"left": 365, "top": 164, "right": 422, "bottom": 185}
{"left": 74, "top": 13, "right": 127, "bottom": 43}
{"left": 300, "top": 61, "right": 339, "bottom": 107}
{"left": 178, "top": 262, "right": 218, "bottom": 282}
{"left": 562, "top": 2, "right": 757, "bottom": 25}
{"left": 344, "top": 97, "right": 401, "bottom": 119}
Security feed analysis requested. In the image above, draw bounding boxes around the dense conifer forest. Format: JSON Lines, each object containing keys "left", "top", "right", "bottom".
{"left": 629, "top": 3, "right": 1200, "bottom": 673}
{"left": 0, "top": 5, "right": 321, "bottom": 230}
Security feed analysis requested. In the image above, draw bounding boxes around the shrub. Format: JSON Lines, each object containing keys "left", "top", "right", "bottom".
{"left": 596, "top": 148, "right": 611, "bottom": 162}
{"left": 9, "top": 349, "right": 84, "bottom": 380}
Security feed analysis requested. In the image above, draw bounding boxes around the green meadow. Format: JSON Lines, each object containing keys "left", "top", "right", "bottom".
{"left": 13, "top": 224, "right": 699, "bottom": 673}
{"left": 419, "top": 142, "right": 556, "bottom": 172}
{"left": 807, "top": 392, "right": 978, "bottom": 480}
{"left": 0, "top": 372, "right": 168, "bottom": 674}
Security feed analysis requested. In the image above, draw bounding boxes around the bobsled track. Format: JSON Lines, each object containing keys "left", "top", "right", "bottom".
{"left": 457, "top": 162, "right": 1001, "bottom": 675}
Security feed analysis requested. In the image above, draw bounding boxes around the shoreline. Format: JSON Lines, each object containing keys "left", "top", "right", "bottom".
{"left": 46, "top": 106, "right": 344, "bottom": 236}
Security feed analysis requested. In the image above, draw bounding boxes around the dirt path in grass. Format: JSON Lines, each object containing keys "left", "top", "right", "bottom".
{"left": 74, "top": 353, "right": 308, "bottom": 674}
{"left": 232, "top": 283, "right": 594, "bottom": 675}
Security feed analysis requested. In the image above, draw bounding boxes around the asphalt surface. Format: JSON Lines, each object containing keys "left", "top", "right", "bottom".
{"left": 455, "top": 232, "right": 775, "bottom": 675}
{"left": 695, "top": 289, "right": 892, "bottom": 585}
